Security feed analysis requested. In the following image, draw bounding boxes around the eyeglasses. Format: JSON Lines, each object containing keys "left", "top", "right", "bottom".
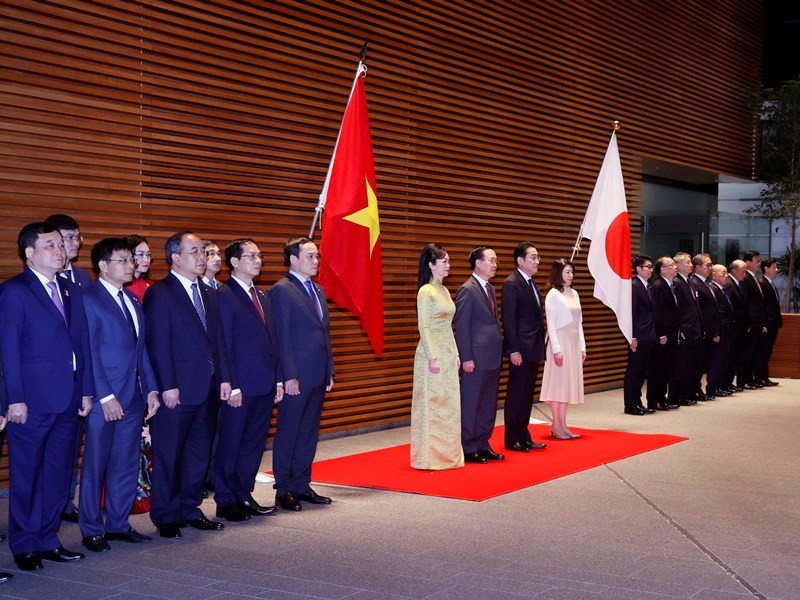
{"left": 240, "top": 253, "right": 264, "bottom": 261}
{"left": 528, "top": 254, "right": 541, "bottom": 262}
{"left": 106, "top": 258, "right": 135, "bottom": 265}
{"left": 642, "top": 264, "right": 654, "bottom": 269}
{"left": 180, "top": 248, "right": 204, "bottom": 257}
{"left": 62, "top": 234, "right": 84, "bottom": 243}
{"left": 134, "top": 252, "right": 152, "bottom": 259}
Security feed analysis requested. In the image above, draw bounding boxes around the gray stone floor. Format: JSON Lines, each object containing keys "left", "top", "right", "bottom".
{"left": 1, "top": 379, "right": 798, "bottom": 599}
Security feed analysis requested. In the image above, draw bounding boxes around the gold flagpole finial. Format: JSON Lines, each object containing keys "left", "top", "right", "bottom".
{"left": 613, "top": 120, "right": 621, "bottom": 131}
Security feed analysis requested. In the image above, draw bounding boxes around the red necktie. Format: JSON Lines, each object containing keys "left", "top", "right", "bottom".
{"left": 485, "top": 282, "right": 495, "bottom": 314}
{"left": 249, "top": 286, "right": 266, "bottom": 323}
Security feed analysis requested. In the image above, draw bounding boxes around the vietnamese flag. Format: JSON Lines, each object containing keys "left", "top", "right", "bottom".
{"left": 581, "top": 132, "right": 632, "bottom": 343}
{"left": 318, "top": 68, "right": 384, "bottom": 355}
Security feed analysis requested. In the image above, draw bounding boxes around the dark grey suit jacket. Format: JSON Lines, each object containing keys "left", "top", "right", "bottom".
{"left": 455, "top": 275, "right": 502, "bottom": 370}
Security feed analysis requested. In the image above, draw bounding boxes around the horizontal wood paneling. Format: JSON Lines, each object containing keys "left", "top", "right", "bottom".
{"left": 0, "top": 0, "right": 762, "bottom": 483}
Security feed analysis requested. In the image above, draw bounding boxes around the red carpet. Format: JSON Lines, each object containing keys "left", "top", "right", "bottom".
{"left": 308, "top": 425, "right": 687, "bottom": 501}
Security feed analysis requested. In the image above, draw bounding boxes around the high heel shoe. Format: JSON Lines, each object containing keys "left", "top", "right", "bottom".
{"left": 550, "top": 427, "right": 571, "bottom": 440}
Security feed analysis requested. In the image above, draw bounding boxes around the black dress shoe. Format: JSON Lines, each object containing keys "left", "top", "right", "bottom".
{"left": 677, "top": 399, "right": 697, "bottom": 406}
{"left": 14, "top": 552, "right": 42, "bottom": 571}
{"left": 729, "top": 385, "right": 743, "bottom": 392}
{"left": 638, "top": 405, "right": 656, "bottom": 414}
{"left": 464, "top": 452, "right": 488, "bottom": 464}
{"left": 480, "top": 448, "right": 505, "bottom": 461}
{"left": 158, "top": 524, "right": 182, "bottom": 538}
{"left": 105, "top": 528, "right": 152, "bottom": 543}
{"left": 60, "top": 506, "right": 79, "bottom": 523}
{"left": 525, "top": 440, "right": 547, "bottom": 449}
{"left": 37, "top": 546, "right": 84, "bottom": 563}
{"left": 276, "top": 492, "right": 303, "bottom": 511}
{"left": 505, "top": 442, "right": 530, "bottom": 452}
{"left": 624, "top": 406, "right": 646, "bottom": 415}
{"left": 0, "top": 572, "right": 12, "bottom": 583}
{"left": 743, "top": 383, "right": 759, "bottom": 390}
{"left": 216, "top": 504, "right": 250, "bottom": 522}
{"left": 188, "top": 516, "right": 225, "bottom": 531}
{"left": 763, "top": 379, "right": 779, "bottom": 387}
{"left": 653, "top": 402, "right": 670, "bottom": 411}
{"left": 713, "top": 389, "right": 730, "bottom": 397}
{"left": 238, "top": 496, "right": 277, "bottom": 516}
{"left": 82, "top": 535, "right": 110, "bottom": 553}
{"left": 296, "top": 488, "right": 332, "bottom": 505}
{"left": 664, "top": 401, "right": 679, "bottom": 409}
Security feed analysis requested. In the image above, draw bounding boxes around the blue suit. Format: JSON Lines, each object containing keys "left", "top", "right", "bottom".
{"left": 270, "top": 273, "right": 334, "bottom": 497}
{"left": 79, "top": 281, "right": 157, "bottom": 537}
{"left": 144, "top": 273, "right": 230, "bottom": 526}
{"left": 215, "top": 280, "right": 280, "bottom": 506}
{"left": 0, "top": 267, "right": 93, "bottom": 556}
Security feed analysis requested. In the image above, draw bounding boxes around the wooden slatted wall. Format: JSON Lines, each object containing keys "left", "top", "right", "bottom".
{"left": 0, "top": 0, "right": 763, "bottom": 482}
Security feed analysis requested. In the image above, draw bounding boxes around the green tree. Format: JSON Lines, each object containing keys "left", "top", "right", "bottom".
{"left": 746, "top": 78, "right": 800, "bottom": 311}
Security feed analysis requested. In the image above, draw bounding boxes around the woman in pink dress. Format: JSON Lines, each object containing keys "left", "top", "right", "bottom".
{"left": 540, "top": 259, "right": 586, "bottom": 440}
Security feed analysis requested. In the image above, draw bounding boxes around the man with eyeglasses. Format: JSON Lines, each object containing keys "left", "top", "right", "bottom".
{"left": 501, "top": 242, "right": 547, "bottom": 451}
{"left": 144, "top": 230, "right": 234, "bottom": 538}
{"left": 645, "top": 256, "right": 680, "bottom": 411}
{"left": 624, "top": 255, "right": 657, "bottom": 415}
{"left": 689, "top": 254, "right": 720, "bottom": 401}
{"left": 0, "top": 222, "right": 93, "bottom": 571}
{"left": 202, "top": 240, "right": 223, "bottom": 289}
{"left": 45, "top": 213, "right": 92, "bottom": 523}
{"left": 79, "top": 238, "right": 160, "bottom": 552}
{"left": 214, "top": 238, "right": 282, "bottom": 522}
{"left": 455, "top": 246, "right": 504, "bottom": 464}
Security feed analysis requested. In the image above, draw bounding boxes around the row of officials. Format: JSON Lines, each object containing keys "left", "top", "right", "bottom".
{"left": 0, "top": 214, "right": 334, "bottom": 580}
{"left": 623, "top": 251, "right": 783, "bottom": 416}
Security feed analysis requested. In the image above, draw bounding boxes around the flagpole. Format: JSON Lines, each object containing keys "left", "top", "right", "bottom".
{"left": 569, "top": 121, "right": 621, "bottom": 262}
{"left": 308, "top": 41, "right": 370, "bottom": 240}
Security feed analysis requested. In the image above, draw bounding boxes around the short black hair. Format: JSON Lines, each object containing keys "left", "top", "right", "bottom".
{"left": 761, "top": 257, "right": 778, "bottom": 272}
{"left": 743, "top": 250, "right": 760, "bottom": 263}
{"left": 468, "top": 246, "right": 492, "bottom": 271}
{"left": 225, "top": 238, "right": 256, "bottom": 270}
{"left": 632, "top": 255, "right": 652, "bottom": 270}
{"left": 17, "top": 222, "right": 58, "bottom": 261}
{"left": 513, "top": 242, "right": 536, "bottom": 266}
{"left": 283, "top": 236, "right": 313, "bottom": 267}
{"left": 124, "top": 234, "right": 148, "bottom": 251}
{"left": 45, "top": 213, "right": 80, "bottom": 231}
{"left": 164, "top": 230, "right": 193, "bottom": 267}
{"left": 91, "top": 238, "right": 131, "bottom": 274}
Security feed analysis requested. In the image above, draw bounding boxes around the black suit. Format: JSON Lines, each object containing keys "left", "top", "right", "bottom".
{"left": 689, "top": 274, "right": 719, "bottom": 395}
{"left": 723, "top": 276, "right": 747, "bottom": 388}
{"left": 646, "top": 276, "right": 679, "bottom": 406}
{"left": 145, "top": 273, "right": 231, "bottom": 527}
{"left": 501, "top": 270, "right": 545, "bottom": 446}
{"left": 739, "top": 272, "right": 767, "bottom": 385}
{"left": 755, "top": 276, "right": 782, "bottom": 382}
{"left": 624, "top": 277, "right": 656, "bottom": 410}
{"left": 708, "top": 282, "right": 734, "bottom": 394}
{"left": 669, "top": 274, "right": 703, "bottom": 401}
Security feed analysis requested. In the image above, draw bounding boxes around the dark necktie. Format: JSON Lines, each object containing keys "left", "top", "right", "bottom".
{"left": 118, "top": 290, "right": 137, "bottom": 340}
{"left": 485, "top": 282, "right": 495, "bottom": 314}
{"left": 249, "top": 286, "right": 266, "bottom": 323}
{"left": 191, "top": 282, "right": 207, "bottom": 331}
{"left": 527, "top": 278, "right": 541, "bottom": 307}
{"left": 304, "top": 279, "right": 322, "bottom": 319}
{"left": 47, "top": 281, "right": 67, "bottom": 324}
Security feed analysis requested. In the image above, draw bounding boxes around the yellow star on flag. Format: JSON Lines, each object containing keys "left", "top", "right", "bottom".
{"left": 343, "top": 176, "right": 380, "bottom": 257}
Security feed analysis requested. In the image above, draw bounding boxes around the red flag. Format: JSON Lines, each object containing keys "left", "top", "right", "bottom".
{"left": 318, "top": 69, "right": 384, "bottom": 354}
{"left": 582, "top": 132, "right": 632, "bottom": 342}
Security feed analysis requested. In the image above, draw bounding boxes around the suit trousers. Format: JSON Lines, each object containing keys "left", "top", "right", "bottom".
{"left": 214, "top": 393, "right": 275, "bottom": 506}
{"left": 738, "top": 329, "right": 760, "bottom": 386}
{"left": 504, "top": 360, "right": 540, "bottom": 445}
{"left": 7, "top": 403, "right": 78, "bottom": 555}
{"left": 707, "top": 329, "right": 732, "bottom": 394}
{"left": 754, "top": 329, "right": 778, "bottom": 382}
{"left": 460, "top": 368, "right": 500, "bottom": 454}
{"left": 150, "top": 381, "right": 217, "bottom": 526}
{"left": 669, "top": 337, "right": 698, "bottom": 401}
{"left": 272, "top": 383, "right": 325, "bottom": 496}
{"left": 624, "top": 338, "right": 654, "bottom": 409}
{"left": 646, "top": 338, "right": 676, "bottom": 406}
{"left": 79, "top": 396, "right": 142, "bottom": 537}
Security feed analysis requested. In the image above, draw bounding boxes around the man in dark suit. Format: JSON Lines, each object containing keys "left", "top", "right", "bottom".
{"left": 0, "top": 222, "right": 93, "bottom": 571}
{"left": 646, "top": 256, "right": 679, "bottom": 411}
{"left": 79, "top": 238, "right": 160, "bottom": 552}
{"left": 724, "top": 260, "right": 748, "bottom": 392}
{"left": 270, "top": 237, "right": 335, "bottom": 511}
{"left": 144, "top": 230, "right": 233, "bottom": 538}
{"left": 215, "top": 238, "right": 282, "bottom": 522}
{"left": 670, "top": 252, "right": 704, "bottom": 405}
{"left": 755, "top": 257, "right": 782, "bottom": 386}
{"left": 45, "top": 213, "right": 91, "bottom": 523}
{"left": 740, "top": 251, "right": 768, "bottom": 389}
{"left": 501, "top": 242, "right": 547, "bottom": 451}
{"left": 708, "top": 264, "right": 735, "bottom": 397}
{"left": 455, "top": 246, "right": 504, "bottom": 464}
{"left": 689, "top": 254, "right": 720, "bottom": 400}
{"left": 0, "top": 360, "right": 14, "bottom": 583}
{"left": 624, "top": 255, "right": 657, "bottom": 415}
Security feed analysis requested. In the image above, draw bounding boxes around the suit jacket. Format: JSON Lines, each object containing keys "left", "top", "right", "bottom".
{"left": 218, "top": 281, "right": 281, "bottom": 396}
{"left": 501, "top": 270, "right": 545, "bottom": 362}
{"left": 711, "top": 282, "right": 734, "bottom": 329}
{"left": 762, "top": 277, "right": 783, "bottom": 330}
{"left": 269, "top": 274, "right": 334, "bottom": 388}
{"left": 689, "top": 274, "right": 719, "bottom": 339}
{"left": 0, "top": 352, "right": 7, "bottom": 414}
{"left": 724, "top": 276, "right": 747, "bottom": 333}
{"left": 82, "top": 281, "right": 157, "bottom": 410}
{"left": 144, "top": 273, "right": 230, "bottom": 403}
{"left": 741, "top": 272, "right": 767, "bottom": 331}
{"left": 632, "top": 276, "right": 657, "bottom": 342}
{"left": 0, "top": 267, "right": 93, "bottom": 413}
{"left": 649, "top": 276, "right": 679, "bottom": 341}
{"left": 455, "top": 275, "right": 503, "bottom": 370}
{"left": 673, "top": 274, "right": 703, "bottom": 340}
{"left": 63, "top": 264, "right": 92, "bottom": 288}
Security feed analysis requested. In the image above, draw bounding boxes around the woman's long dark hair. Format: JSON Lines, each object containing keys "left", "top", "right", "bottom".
{"left": 417, "top": 243, "right": 447, "bottom": 290}
{"left": 548, "top": 258, "right": 574, "bottom": 292}
{"left": 125, "top": 234, "right": 150, "bottom": 279}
